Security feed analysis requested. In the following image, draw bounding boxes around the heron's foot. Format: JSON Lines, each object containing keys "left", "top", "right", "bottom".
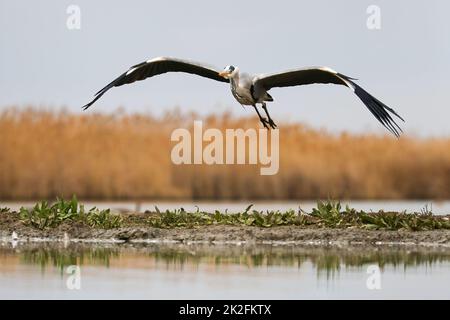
{"left": 259, "top": 117, "right": 270, "bottom": 130}
{"left": 268, "top": 118, "right": 277, "bottom": 129}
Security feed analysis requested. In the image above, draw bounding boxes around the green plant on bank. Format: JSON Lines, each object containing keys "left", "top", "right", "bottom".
{"left": 309, "top": 201, "right": 358, "bottom": 227}
{"left": 147, "top": 201, "right": 450, "bottom": 231}
{"left": 85, "top": 208, "right": 122, "bottom": 229}
{"left": 9, "top": 198, "right": 450, "bottom": 231}
{"left": 308, "top": 200, "right": 450, "bottom": 231}
{"left": 0, "top": 207, "right": 10, "bottom": 213}
{"left": 147, "top": 204, "right": 311, "bottom": 229}
{"left": 18, "top": 196, "right": 122, "bottom": 230}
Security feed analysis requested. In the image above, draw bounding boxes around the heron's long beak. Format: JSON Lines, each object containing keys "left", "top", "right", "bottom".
{"left": 218, "top": 71, "right": 230, "bottom": 78}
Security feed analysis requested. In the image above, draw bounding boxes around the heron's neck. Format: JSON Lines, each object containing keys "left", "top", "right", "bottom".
{"left": 229, "top": 71, "right": 240, "bottom": 88}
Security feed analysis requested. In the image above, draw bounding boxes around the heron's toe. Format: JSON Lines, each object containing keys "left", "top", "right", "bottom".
{"left": 261, "top": 120, "right": 270, "bottom": 130}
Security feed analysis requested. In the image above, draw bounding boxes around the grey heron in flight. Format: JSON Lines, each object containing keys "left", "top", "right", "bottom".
{"left": 82, "top": 57, "right": 404, "bottom": 136}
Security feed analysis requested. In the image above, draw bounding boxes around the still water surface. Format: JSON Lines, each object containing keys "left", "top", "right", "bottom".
{"left": 0, "top": 242, "right": 449, "bottom": 299}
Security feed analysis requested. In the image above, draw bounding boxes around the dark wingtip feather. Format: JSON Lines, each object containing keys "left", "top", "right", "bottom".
{"left": 82, "top": 102, "right": 92, "bottom": 111}
{"left": 339, "top": 75, "right": 405, "bottom": 137}
{"left": 84, "top": 70, "right": 130, "bottom": 110}
{"left": 81, "top": 90, "right": 106, "bottom": 111}
{"left": 81, "top": 98, "right": 96, "bottom": 111}
{"left": 83, "top": 76, "right": 122, "bottom": 111}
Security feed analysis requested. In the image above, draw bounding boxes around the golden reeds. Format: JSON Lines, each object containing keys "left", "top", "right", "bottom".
{"left": 0, "top": 108, "right": 449, "bottom": 200}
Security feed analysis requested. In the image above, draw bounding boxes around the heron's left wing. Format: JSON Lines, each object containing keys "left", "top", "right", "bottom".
{"left": 82, "top": 57, "right": 229, "bottom": 110}
{"left": 254, "top": 67, "right": 404, "bottom": 137}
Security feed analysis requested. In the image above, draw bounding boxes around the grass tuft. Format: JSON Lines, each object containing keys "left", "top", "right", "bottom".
{"left": 0, "top": 207, "right": 9, "bottom": 213}
{"left": 18, "top": 196, "right": 122, "bottom": 230}
{"left": 146, "top": 200, "right": 450, "bottom": 231}
{"left": 146, "top": 204, "right": 314, "bottom": 229}
{"left": 7, "top": 198, "right": 450, "bottom": 231}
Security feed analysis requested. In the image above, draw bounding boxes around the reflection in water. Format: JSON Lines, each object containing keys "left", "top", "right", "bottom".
{"left": 1, "top": 242, "right": 450, "bottom": 299}
{"left": 1, "top": 242, "right": 450, "bottom": 279}
{"left": 19, "top": 246, "right": 120, "bottom": 272}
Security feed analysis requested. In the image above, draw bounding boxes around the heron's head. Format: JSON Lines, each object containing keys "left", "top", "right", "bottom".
{"left": 219, "top": 65, "right": 236, "bottom": 79}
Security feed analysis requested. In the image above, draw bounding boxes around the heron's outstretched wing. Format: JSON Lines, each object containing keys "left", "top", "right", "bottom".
{"left": 82, "top": 57, "right": 229, "bottom": 110}
{"left": 254, "top": 67, "right": 404, "bottom": 137}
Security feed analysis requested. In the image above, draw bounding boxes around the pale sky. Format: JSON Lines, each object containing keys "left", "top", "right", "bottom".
{"left": 1, "top": 0, "right": 449, "bottom": 137}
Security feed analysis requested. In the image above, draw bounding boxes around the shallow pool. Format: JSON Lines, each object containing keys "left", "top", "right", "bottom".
{"left": 0, "top": 242, "right": 449, "bottom": 299}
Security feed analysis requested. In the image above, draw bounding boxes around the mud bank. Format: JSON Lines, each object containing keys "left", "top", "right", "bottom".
{"left": 1, "top": 212, "right": 450, "bottom": 247}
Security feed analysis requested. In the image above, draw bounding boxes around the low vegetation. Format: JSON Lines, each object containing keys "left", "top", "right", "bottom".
{"left": 147, "top": 204, "right": 309, "bottom": 228}
{"left": 18, "top": 196, "right": 122, "bottom": 230}
{"left": 2, "top": 198, "right": 449, "bottom": 231}
{"left": 309, "top": 201, "right": 450, "bottom": 231}
{"left": 147, "top": 202, "right": 450, "bottom": 231}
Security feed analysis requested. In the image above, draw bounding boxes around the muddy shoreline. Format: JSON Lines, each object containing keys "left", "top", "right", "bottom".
{"left": 1, "top": 212, "right": 450, "bottom": 247}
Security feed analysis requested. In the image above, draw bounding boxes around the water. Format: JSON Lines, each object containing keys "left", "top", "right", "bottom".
{"left": 1, "top": 200, "right": 449, "bottom": 299}
{"left": 1, "top": 242, "right": 450, "bottom": 299}
{"left": 2, "top": 200, "right": 450, "bottom": 215}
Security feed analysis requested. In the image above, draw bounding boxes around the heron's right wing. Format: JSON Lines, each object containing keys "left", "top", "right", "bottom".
{"left": 254, "top": 67, "right": 404, "bottom": 137}
{"left": 82, "top": 57, "right": 229, "bottom": 110}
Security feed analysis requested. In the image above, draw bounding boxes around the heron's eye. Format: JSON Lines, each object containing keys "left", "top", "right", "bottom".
{"left": 229, "top": 66, "right": 235, "bottom": 72}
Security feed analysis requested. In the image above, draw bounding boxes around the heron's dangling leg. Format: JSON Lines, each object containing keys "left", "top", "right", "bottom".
{"left": 252, "top": 105, "right": 270, "bottom": 129}
{"left": 261, "top": 103, "right": 277, "bottom": 129}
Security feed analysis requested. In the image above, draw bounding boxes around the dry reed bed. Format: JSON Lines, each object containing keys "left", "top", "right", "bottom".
{"left": 0, "top": 108, "right": 449, "bottom": 200}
